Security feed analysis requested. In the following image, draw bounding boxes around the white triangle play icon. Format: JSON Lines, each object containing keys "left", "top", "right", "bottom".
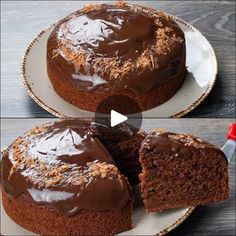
{"left": 110, "top": 110, "right": 128, "bottom": 127}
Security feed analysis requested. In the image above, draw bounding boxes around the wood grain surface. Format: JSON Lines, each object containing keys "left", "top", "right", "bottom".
{"left": 1, "top": 118, "right": 235, "bottom": 236}
{"left": 1, "top": 1, "right": 235, "bottom": 118}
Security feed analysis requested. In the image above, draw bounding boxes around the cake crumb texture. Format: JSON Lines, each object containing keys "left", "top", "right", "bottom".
{"left": 139, "top": 132, "right": 229, "bottom": 212}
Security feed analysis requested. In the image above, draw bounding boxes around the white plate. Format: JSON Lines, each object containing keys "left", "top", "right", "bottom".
{"left": 1, "top": 186, "right": 195, "bottom": 236}
{"left": 21, "top": 15, "right": 217, "bottom": 118}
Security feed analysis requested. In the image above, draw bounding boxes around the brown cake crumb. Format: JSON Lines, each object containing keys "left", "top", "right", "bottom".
{"left": 139, "top": 132, "right": 229, "bottom": 212}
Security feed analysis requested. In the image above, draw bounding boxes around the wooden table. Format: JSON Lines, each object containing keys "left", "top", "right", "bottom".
{"left": 1, "top": 1, "right": 235, "bottom": 118}
{"left": 1, "top": 118, "right": 235, "bottom": 235}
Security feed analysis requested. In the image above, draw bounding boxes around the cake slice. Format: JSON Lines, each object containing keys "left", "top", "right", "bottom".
{"left": 1, "top": 119, "right": 135, "bottom": 235}
{"left": 139, "top": 132, "right": 229, "bottom": 212}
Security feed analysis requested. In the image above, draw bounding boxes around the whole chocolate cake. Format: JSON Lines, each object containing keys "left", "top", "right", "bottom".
{"left": 139, "top": 132, "right": 229, "bottom": 212}
{"left": 47, "top": 2, "right": 186, "bottom": 113}
{"left": 1, "top": 119, "right": 145, "bottom": 235}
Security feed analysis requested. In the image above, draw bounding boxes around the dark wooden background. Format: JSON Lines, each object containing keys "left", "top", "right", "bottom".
{"left": 1, "top": 118, "right": 235, "bottom": 235}
{"left": 1, "top": 1, "right": 235, "bottom": 118}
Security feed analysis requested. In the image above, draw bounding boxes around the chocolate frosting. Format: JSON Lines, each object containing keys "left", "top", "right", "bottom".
{"left": 47, "top": 3, "right": 185, "bottom": 93}
{"left": 1, "top": 120, "right": 132, "bottom": 216}
{"left": 141, "top": 132, "right": 225, "bottom": 158}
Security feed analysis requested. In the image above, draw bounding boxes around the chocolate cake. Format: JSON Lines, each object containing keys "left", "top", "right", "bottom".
{"left": 1, "top": 119, "right": 145, "bottom": 235}
{"left": 139, "top": 132, "right": 229, "bottom": 212}
{"left": 47, "top": 2, "right": 186, "bottom": 113}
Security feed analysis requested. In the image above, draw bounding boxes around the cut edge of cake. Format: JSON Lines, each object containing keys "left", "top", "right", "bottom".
{"left": 139, "top": 131, "right": 229, "bottom": 212}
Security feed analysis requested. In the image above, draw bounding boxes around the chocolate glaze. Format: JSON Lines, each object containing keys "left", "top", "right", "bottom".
{"left": 47, "top": 4, "right": 185, "bottom": 93}
{"left": 141, "top": 132, "right": 225, "bottom": 159}
{"left": 142, "top": 132, "right": 192, "bottom": 158}
{"left": 2, "top": 120, "right": 132, "bottom": 216}
{"left": 62, "top": 8, "right": 154, "bottom": 57}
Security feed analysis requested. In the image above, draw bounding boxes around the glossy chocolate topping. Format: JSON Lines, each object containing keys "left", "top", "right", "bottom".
{"left": 61, "top": 8, "right": 154, "bottom": 57}
{"left": 141, "top": 132, "right": 223, "bottom": 158}
{"left": 47, "top": 3, "right": 185, "bottom": 93}
{"left": 2, "top": 120, "right": 132, "bottom": 216}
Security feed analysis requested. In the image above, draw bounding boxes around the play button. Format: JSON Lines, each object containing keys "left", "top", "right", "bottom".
{"left": 111, "top": 110, "right": 128, "bottom": 127}
{"left": 94, "top": 94, "right": 142, "bottom": 135}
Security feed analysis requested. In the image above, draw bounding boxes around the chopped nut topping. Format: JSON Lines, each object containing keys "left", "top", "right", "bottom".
{"left": 58, "top": 164, "right": 70, "bottom": 172}
{"left": 71, "top": 175, "right": 87, "bottom": 186}
{"left": 88, "top": 161, "right": 118, "bottom": 178}
{"left": 155, "top": 18, "right": 163, "bottom": 27}
{"left": 168, "top": 134, "right": 210, "bottom": 149}
{"left": 115, "top": 0, "right": 126, "bottom": 8}
{"left": 56, "top": 39, "right": 87, "bottom": 73}
{"left": 136, "top": 51, "right": 152, "bottom": 70}
{"left": 52, "top": 3, "right": 185, "bottom": 87}
{"left": 45, "top": 177, "right": 61, "bottom": 188}
{"left": 80, "top": 4, "right": 102, "bottom": 14}
{"left": 8, "top": 126, "right": 122, "bottom": 189}
{"left": 52, "top": 49, "right": 60, "bottom": 59}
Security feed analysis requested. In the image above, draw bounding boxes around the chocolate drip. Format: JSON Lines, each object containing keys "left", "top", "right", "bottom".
{"left": 1, "top": 120, "right": 132, "bottom": 216}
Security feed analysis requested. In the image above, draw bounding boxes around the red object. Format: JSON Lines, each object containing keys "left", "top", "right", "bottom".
{"left": 227, "top": 123, "right": 236, "bottom": 141}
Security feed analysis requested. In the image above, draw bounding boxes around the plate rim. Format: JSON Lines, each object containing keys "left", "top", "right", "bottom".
{"left": 170, "top": 15, "right": 217, "bottom": 118}
{"left": 1, "top": 148, "right": 195, "bottom": 235}
{"left": 21, "top": 15, "right": 217, "bottom": 118}
{"left": 155, "top": 206, "right": 195, "bottom": 236}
